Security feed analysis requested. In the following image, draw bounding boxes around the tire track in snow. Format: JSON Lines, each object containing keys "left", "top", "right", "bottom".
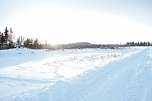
{"left": 142, "top": 88, "right": 148, "bottom": 101}
{"left": 44, "top": 48, "right": 147, "bottom": 101}
{"left": 52, "top": 48, "right": 150, "bottom": 101}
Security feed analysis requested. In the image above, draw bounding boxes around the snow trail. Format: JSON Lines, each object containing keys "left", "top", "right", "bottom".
{"left": 0, "top": 47, "right": 150, "bottom": 101}
{"left": 35, "top": 47, "right": 152, "bottom": 101}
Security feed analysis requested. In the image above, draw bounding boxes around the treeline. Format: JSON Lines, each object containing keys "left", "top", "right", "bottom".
{"left": 125, "top": 42, "right": 152, "bottom": 46}
{"left": 1, "top": 27, "right": 152, "bottom": 50}
{"left": 48, "top": 41, "right": 152, "bottom": 50}
{"left": 0, "top": 27, "right": 14, "bottom": 49}
{"left": 16, "top": 36, "right": 42, "bottom": 49}
{"left": 48, "top": 42, "right": 120, "bottom": 50}
{"left": 0, "top": 27, "right": 42, "bottom": 50}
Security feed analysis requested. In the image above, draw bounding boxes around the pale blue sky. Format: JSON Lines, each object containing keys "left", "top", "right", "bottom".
{"left": 0, "top": 0, "right": 152, "bottom": 44}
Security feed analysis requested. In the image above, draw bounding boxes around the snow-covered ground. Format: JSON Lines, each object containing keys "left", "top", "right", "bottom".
{"left": 0, "top": 47, "right": 150, "bottom": 101}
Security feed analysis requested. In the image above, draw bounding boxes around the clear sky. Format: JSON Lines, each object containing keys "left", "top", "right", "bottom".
{"left": 0, "top": 0, "right": 152, "bottom": 44}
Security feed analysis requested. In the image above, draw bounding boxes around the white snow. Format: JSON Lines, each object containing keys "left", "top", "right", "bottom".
{"left": 0, "top": 47, "right": 150, "bottom": 101}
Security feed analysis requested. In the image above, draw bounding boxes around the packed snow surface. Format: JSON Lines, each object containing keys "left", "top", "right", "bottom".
{"left": 0, "top": 47, "right": 151, "bottom": 101}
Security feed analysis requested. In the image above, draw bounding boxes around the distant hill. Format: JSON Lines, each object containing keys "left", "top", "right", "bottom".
{"left": 48, "top": 42, "right": 120, "bottom": 50}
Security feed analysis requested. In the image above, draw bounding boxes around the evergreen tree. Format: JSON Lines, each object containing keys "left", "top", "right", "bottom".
{"left": 1, "top": 33, "right": 5, "bottom": 48}
{"left": 16, "top": 36, "right": 24, "bottom": 48}
{"left": 24, "top": 38, "right": 33, "bottom": 48}
{"left": 4, "top": 27, "right": 9, "bottom": 42}
{"left": 8, "top": 28, "right": 14, "bottom": 48}
{"left": 33, "top": 38, "right": 39, "bottom": 49}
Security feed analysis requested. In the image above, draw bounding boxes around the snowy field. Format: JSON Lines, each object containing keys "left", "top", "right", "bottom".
{"left": 0, "top": 47, "right": 151, "bottom": 101}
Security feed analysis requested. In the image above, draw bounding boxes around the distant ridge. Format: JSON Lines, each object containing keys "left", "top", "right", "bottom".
{"left": 48, "top": 42, "right": 120, "bottom": 50}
